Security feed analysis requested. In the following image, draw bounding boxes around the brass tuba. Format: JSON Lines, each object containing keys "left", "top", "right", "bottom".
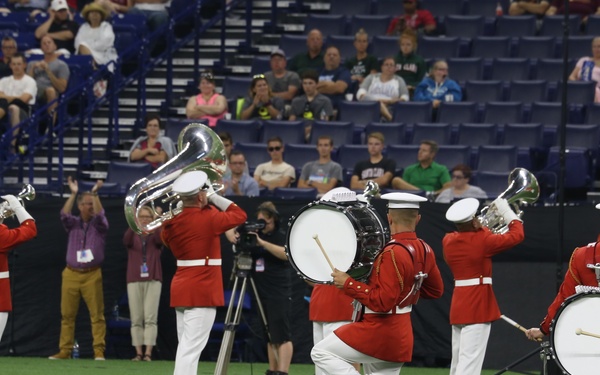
{"left": 477, "top": 168, "right": 539, "bottom": 234}
{"left": 0, "top": 184, "right": 36, "bottom": 219}
{"left": 124, "top": 123, "right": 227, "bottom": 234}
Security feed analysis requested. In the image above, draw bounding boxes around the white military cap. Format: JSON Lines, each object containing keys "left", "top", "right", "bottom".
{"left": 172, "top": 171, "right": 208, "bottom": 196}
{"left": 380, "top": 192, "right": 427, "bottom": 209}
{"left": 596, "top": 203, "right": 600, "bottom": 209}
{"left": 446, "top": 197, "right": 480, "bottom": 223}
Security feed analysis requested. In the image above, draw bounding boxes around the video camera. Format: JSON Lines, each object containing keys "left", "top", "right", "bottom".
{"left": 235, "top": 219, "right": 266, "bottom": 251}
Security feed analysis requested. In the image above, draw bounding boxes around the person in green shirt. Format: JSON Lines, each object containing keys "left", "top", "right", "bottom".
{"left": 391, "top": 140, "right": 451, "bottom": 196}
{"left": 394, "top": 29, "right": 426, "bottom": 92}
{"left": 288, "top": 29, "right": 325, "bottom": 76}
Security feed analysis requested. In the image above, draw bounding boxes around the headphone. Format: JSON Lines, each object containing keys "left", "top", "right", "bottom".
{"left": 257, "top": 202, "right": 280, "bottom": 222}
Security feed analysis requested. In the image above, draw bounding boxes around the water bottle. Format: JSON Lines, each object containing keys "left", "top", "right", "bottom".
{"left": 72, "top": 340, "right": 80, "bottom": 359}
{"left": 112, "top": 301, "right": 119, "bottom": 320}
{"left": 320, "top": 109, "right": 328, "bottom": 121}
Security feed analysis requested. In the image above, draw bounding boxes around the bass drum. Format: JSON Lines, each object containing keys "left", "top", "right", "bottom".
{"left": 286, "top": 200, "right": 389, "bottom": 284}
{"left": 550, "top": 291, "right": 600, "bottom": 375}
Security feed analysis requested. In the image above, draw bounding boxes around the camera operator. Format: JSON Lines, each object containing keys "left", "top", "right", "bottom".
{"left": 226, "top": 201, "right": 292, "bottom": 375}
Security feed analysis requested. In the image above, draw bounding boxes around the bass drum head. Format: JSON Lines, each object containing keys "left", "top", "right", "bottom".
{"left": 287, "top": 203, "right": 358, "bottom": 284}
{"left": 550, "top": 291, "right": 600, "bottom": 375}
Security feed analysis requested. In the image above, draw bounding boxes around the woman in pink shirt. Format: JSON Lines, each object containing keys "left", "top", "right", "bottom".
{"left": 185, "top": 72, "right": 228, "bottom": 127}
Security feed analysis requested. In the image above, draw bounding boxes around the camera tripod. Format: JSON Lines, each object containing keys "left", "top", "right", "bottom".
{"left": 494, "top": 341, "right": 556, "bottom": 375}
{"left": 214, "top": 252, "right": 274, "bottom": 375}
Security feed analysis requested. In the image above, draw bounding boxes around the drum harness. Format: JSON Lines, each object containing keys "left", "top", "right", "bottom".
{"left": 584, "top": 241, "right": 600, "bottom": 288}
{"left": 352, "top": 238, "right": 430, "bottom": 321}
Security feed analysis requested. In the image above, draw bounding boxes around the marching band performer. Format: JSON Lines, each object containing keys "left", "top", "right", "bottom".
{"left": 443, "top": 197, "right": 524, "bottom": 375}
{"left": 161, "top": 170, "right": 247, "bottom": 375}
{"left": 0, "top": 194, "right": 37, "bottom": 341}
{"left": 311, "top": 192, "right": 444, "bottom": 374}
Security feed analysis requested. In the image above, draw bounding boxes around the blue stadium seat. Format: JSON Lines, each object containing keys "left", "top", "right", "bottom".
{"left": 553, "top": 81, "right": 596, "bottom": 105}
{"left": 585, "top": 104, "right": 600, "bottom": 124}
{"left": 222, "top": 76, "right": 252, "bottom": 100}
{"left": 436, "top": 102, "right": 478, "bottom": 124}
{"left": 371, "top": 36, "right": 398, "bottom": 60}
{"left": 465, "top": 0, "right": 504, "bottom": 16}
{"left": 507, "top": 80, "right": 548, "bottom": 103}
{"left": 447, "top": 58, "right": 484, "bottom": 82}
{"left": 539, "top": 15, "right": 582, "bottom": 37}
{"left": 337, "top": 144, "right": 369, "bottom": 171}
{"left": 444, "top": 15, "right": 485, "bottom": 38}
{"left": 545, "top": 146, "right": 592, "bottom": 189}
{"left": 490, "top": 58, "right": 530, "bottom": 80}
{"left": 310, "top": 120, "right": 354, "bottom": 146}
{"left": 496, "top": 15, "right": 537, "bottom": 37}
{"left": 502, "top": 123, "right": 545, "bottom": 170}
{"left": 165, "top": 119, "right": 203, "bottom": 143}
{"left": 330, "top": 0, "right": 373, "bottom": 16}
{"left": 475, "top": 145, "right": 518, "bottom": 172}
{"left": 338, "top": 101, "right": 381, "bottom": 129}
{"left": 284, "top": 143, "right": 318, "bottom": 176}
{"left": 327, "top": 35, "right": 356, "bottom": 62}
{"left": 529, "top": 101, "right": 562, "bottom": 126}
{"left": 349, "top": 15, "right": 391, "bottom": 37}
{"left": 273, "top": 187, "right": 318, "bottom": 199}
{"left": 471, "top": 36, "right": 511, "bottom": 59}
{"left": 464, "top": 80, "right": 504, "bottom": 102}
{"left": 411, "top": 123, "right": 452, "bottom": 145}
{"left": 421, "top": 0, "right": 465, "bottom": 19}
{"left": 215, "top": 119, "right": 261, "bottom": 143}
{"left": 386, "top": 145, "right": 420, "bottom": 172}
{"left": 565, "top": 36, "right": 595, "bottom": 60}
{"left": 374, "top": 0, "right": 403, "bottom": 15}
{"left": 279, "top": 34, "right": 309, "bottom": 59}
{"left": 261, "top": 120, "right": 305, "bottom": 144}
{"left": 476, "top": 171, "right": 510, "bottom": 198}
{"left": 0, "top": 22, "right": 19, "bottom": 34}
{"left": 556, "top": 124, "right": 600, "bottom": 152}
{"left": 250, "top": 56, "right": 271, "bottom": 76}
{"left": 585, "top": 15, "right": 600, "bottom": 35}
{"left": 482, "top": 102, "right": 523, "bottom": 124}
{"left": 418, "top": 36, "right": 460, "bottom": 60}
{"left": 107, "top": 162, "right": 154, "bottom": 195}
{"left": 533, "top": 58, "right": 567, "bottom": 81}
{"left": 14, "top": 31, "right": 37, "bottom": 51}
{"left": 59, "top": 54, "right": 94, "bottom": 90}
{"left": 392, "top": 101, "right": 433, "bottom": 124}
{"left": 0, "top": 12, "right": 29, "bottom": 32}
{"left": 456, "top": 123, "right": 498, "bottom": 147}
{"left": 306, "top": 14, "right": 347, "bottom": 36}
{"left": 236, "top": 142, "right": 269, "bottom": 173}
{"left": 437, "top": 145, "right": 472, "bottom": 170}
{"left": 364, "top": 123, "right": 407, "bottom": 145}
{"left": 516, "top": 37, "right": 556, "bottom": 59}
{"left": 111, "top": 13, "right": 148, "bottom": 36}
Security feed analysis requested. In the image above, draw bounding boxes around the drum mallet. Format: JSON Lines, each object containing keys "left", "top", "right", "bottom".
{"left": 312, "top": 234, "right": 335, "bottom": 271}
{"left": 575, "top": 328, "right": 600, "bottom": 339}
{"left": 501, "top": 315, "right": 542, "bottom": 342}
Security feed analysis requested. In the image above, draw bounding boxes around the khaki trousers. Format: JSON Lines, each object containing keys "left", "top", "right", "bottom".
{"left": 127, "top": 280, "right": 161, "bottom": 347}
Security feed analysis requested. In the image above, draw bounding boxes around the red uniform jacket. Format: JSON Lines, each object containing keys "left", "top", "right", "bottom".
{"left": 540, "top": 243, "right": 600, "bottom": 334}
{"left": 161, "top": 204, "right": 246, "bottom": 308}
{"left": 309, "top": 284, "right": 354, "bottom": 322}
{"left": 443, "top": 221, "right": 524, "bottom": 325}
{"left": 335, "top": 232, "right": 444, "bottom": 363}
{"left": 0, "top": 220, "right": 37, "bottom": 312}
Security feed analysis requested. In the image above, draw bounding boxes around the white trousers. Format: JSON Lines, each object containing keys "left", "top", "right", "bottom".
{"left": 173, "top": 307, "right": 217, "bottom": 375}
{"left": 312, "top": 331, "right": 403, "bottom": 375}
{"left": 0, "top": 312, "right": 7, "bottom": 341}
{"left": 450, "top": 323, "right": 491, "bottom": 375}
{"left": 313, "top": 321, "right": 352, "bottom": 375}
{"left": 127, "top": 280, "right": 162, "bottom": 346}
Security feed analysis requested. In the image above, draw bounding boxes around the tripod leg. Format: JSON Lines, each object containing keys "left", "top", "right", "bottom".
{"left": 493, "top": 347, "right": 543, "bottom": 375}
{"left": 248, "top": 276, "right": 280, "bottom": 366}
{"left": 214, "top": 276, "right": 248, "bottom": 375}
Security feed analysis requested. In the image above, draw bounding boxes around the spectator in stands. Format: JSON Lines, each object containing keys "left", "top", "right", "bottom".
{"left": 288, "top": 70, "right": 334, "bottom": 141}
{"left": 128, "top": 113, "right": 176, "bottom": 170}
{"left": 75, "top": 3, "right": 118, "bottom": 71}
{"left": 222, "top": 150, "right": 260, "bottom": 197}
{"left": 288, "top": 29, "right": 325, "bottom": 76}
{"left": 317, "top": 46, "right": 352, "bottom": 111}
{"left": 413, "top": 60, "right": 462, "bottom": 109}
{"left": 546, "top": 0, "right": 600, "bottom": 18}
{"left": 435, "top": 164, "right": 488, "bottom": 203}
{"left": 265, "top": 48, "right": 301, "bottom": 104}
{"left": 297, "top": 135, "right": 343, "bottom": 197}
{"left": 508, "top": 0, "right": 550, "bottom": 16}
{"left": 185, "top": 72, "right": 228, "bottom": 127}
{"left": 35, "top": 0, "right": 80, "bottom": 55}
{"left": 95, "top": 0, "right": 133, "bottom": 15}
{"left": 26, "top": 35, "right": 70, "bottom": 128}
{"left": 569, "top": 36, "right": 600, "bottom": 103}
{"left": 0, "top": 53, "right": 37, "bottom": 154}
{"left": 386, "top": 0, "right": 437, "bottom": 36}
{"left": 219, "top": 131, "right": 249, "bottom": 180}
{"left": 0, "top": 37, "right": 17, "bottom": 79}
{"left": 345, "top": 28, "right": 378, "bottom": 89}
{"left": 254, "top": 136, "right": 296, "bottom": 191}
{"left": 350, "top": 132, "right": 395, "bottom": 190}
{"left": 357, "top": 57, "right": 409, "bottom": 121}
{"left": 239, "top": 74, "right": 285, "bottom": 120}
{"left": 391, "top": 140, "right": 452, "bottom": 197}
{"left": 128, "top": 0, "right": 169, "bottom": 32}
{"left": 394, "top": 29, "right": 426, "bottom": 92}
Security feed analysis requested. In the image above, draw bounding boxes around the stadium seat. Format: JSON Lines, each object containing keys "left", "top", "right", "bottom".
{"left": 507, "top": 80, "right": 548, "bottom": 103}
{"left": 222, "top": 76, "right": 252, "bottom": 100}
{"left": 418, "top": 36, "right": 460, "bottom": 60}
{"left": 250, "top": 56, "right": 271, "bottom": 76}
{"left": 261, "top": 120, "right": 305, "bottom": 144}
{"left": 436, "top": 102, "right": 478, "bottom": 124}
{"left": 585, "top": 15, "right": 600, "bottom": 35}
{"left": 545, "top": 146, "right": 592, "bottom": 189}
{"left": 108, "top": 162, "right": 154, "bottom": 195}
{"left": 476, "top": 171, "right": 510, "bottom": 198}
{"left": 533, "top": 58, "right": 567, "bottom": 81}
{"left": 337, "top": 144, "right": 369, "bottom": 171}
{"left": 471, "top": 36, "right": 511, "bottom": 59}
{"left": 556, "top": 124, "right": 600, "bottom": 153}
{"left": 539, "top": 15, "right": 582, "bottom": 37}
{"left": 437, "top": 145, "right": 472, "bottom": 170}
{"left": 338, "top": 101, "right": 380, "bottom": 129}
{"left": 566, "top": 36, "right": 595, "bottom": 60}
{"left": 330, "top": 0, "right": 373, "bottom": 16}
{"left": 14, "top": 31, "right": 37, "bottom": 51}
{"left": 0, "top": 12, "right": 29, "bottom": 32}
{"left": 464, "top": 80, "right": 504, "bottom": 102}
{"left": 215, "top": 119, "right": 260, "bottom": 143}
{"left": 111, "top": 13, "right": 148, "bottom": 36}
{"left": 273, "top": 187, "right": 318, "bottom": 199}
{"left": 392, "top": 101, "right": 433, "bottom": 124}
{"left": 305, "top": 14, "right": 347, "bottom": 36}
{"left": 482, "top": 102, "right": 523, "bottom": 124}
{"left": 475, "top": 145, "right": 518, "bottom": 172}
{"left": 444, "top": 15, "right": 485, "bottom": 38}
{"left": 502, "top": 123, "right": 545, "bottom": 170}
{"left": 236, "top": 142, "right": 269, "bottom": 173}
{"left": 364, "top": 123, "right": 407, "bottom": 145}
{"left": 421, "top": 0, "right": 465, "bottom": 20}
{"left": 529, "top": 101, "right": 562, "bottom": 126}
{"left": 410, "top": 123, "right": 452, "bottom": 145}
{"left": 553, "top": 81, "right": 596, "bottom": 105}
{"left": 585, "top": 104, "right": 600, "bottom": 124}
{"left": 516, "top": 36, "right": 556, "bottom": 59}
{"left": 310, "top": 120, "right": 354, "bottom": 146}
{"left": 465, "top": 0, "right": 504, "bottom": 16}
{"left": 447, "top": 58, "right": 484, "bottom": 83}
{"left": 371, "top": 36, "right": 398, "bottom": 60}
{"left": 284, "top": 143, "right": 317, "bottom": 176}
{"left": 278, "top": 34, "right": 309, "bottom": 59}
{"left": 349, "top": 15, "right": 391, "bottom": 37}
{"left": 495, "top": 15, "right": 537, "bottom": 37}
{"left": 386, "top": 145, "right": 420, "bottom": 172}
{"left": 374, "top": 0, "right": 403, "bottom": 15}
{"left": 456, "top": 123, "right": 498, "bottom": 147}
{"left": 490, "top": 58, "right": 530, "bottom": 80}
{"left": 165, "top": 119, "right": 201, "bottom": 143}
{"left": 327, "top": 35, "right": 356, "bottom": 61}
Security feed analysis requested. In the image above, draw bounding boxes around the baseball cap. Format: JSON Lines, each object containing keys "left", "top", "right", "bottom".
{"left": 271, "top": 48, "right": 286, "bottom": 58}
{"left": 51, "top": 0, "right": 68, "bottom": 11}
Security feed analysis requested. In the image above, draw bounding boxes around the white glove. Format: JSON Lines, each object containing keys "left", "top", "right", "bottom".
{"left": 1, "top": 195, "right": 34, "bottom": 224}
{"left": 209, "top": 193, "right": 233, "bottom": 211}
{"left": 205, "top": 179, "right": 216, "bottom": 196}
{"left": 493, "top": 198, "right": 521, "bottom": 224}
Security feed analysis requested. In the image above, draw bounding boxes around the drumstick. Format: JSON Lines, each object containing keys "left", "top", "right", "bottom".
{"left": 312, "top": 234, "right": 335, "bottom": 271}
{"left": 500, "top": 315, "right": 527, "bottom": 333}
{"left": 575, "top": 328, "right": 600, "bottom": 339}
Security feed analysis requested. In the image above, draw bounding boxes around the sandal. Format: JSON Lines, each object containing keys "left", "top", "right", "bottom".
{"left": 143, "top": 354, "right": 152, "bottom": 362}
{"left": 132, "top": 354, "right": 143, "bottom": 361}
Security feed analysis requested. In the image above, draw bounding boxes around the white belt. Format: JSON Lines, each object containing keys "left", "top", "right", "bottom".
{"left": 455, "top": 277, "right": 492, "bottom": 287}
{"left": 0, "top": 271, "right": 8, "bottom": 279}
{"left": 364, "top": 305, "right": 412, "bottom": 315}
{"left": 177, "top": 259, "right": 222, "bottom": 267}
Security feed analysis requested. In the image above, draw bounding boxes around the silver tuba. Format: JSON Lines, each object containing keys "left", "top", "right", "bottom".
{"left": 0, "top": 184, "right": 36, "bottom": 219}
{"left": 124, "top": 123, "right": 227, "bottom": 234}
{"left": 477, "top": 168, "right": 539, "bottom": 234}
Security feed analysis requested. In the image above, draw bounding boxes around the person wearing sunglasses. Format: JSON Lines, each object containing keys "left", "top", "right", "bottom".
{"left": 254, "top": 136, "right": 296, "bottom": 191}
{"left": 435, "top": 164, "right": 488, "bottom": 203}
{"left": 185, "top": 72, "right": 228, "bottom": 127}
{"left": 386, "top": 0, "right": 437, "bottom": 37}
{"left": 239, "top": 74, "right": 284, "bottom": 120}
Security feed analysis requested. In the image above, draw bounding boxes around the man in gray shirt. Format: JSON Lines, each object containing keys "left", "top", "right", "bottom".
{"left": 264, "top": 48, "right": 301, "bottom": 104}
{"left": 222, "top": 150, "right": 260, "bottom": 197}
{"left": 289, "top": 70, "right": 334, "bottom": 141}
{"left": 297, "top": 135, "right": 343, "bottom": 197}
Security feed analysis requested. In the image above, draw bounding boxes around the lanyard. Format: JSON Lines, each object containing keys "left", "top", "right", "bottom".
{"left": 140, "top": 235, "right": 147, "bottom": 264}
